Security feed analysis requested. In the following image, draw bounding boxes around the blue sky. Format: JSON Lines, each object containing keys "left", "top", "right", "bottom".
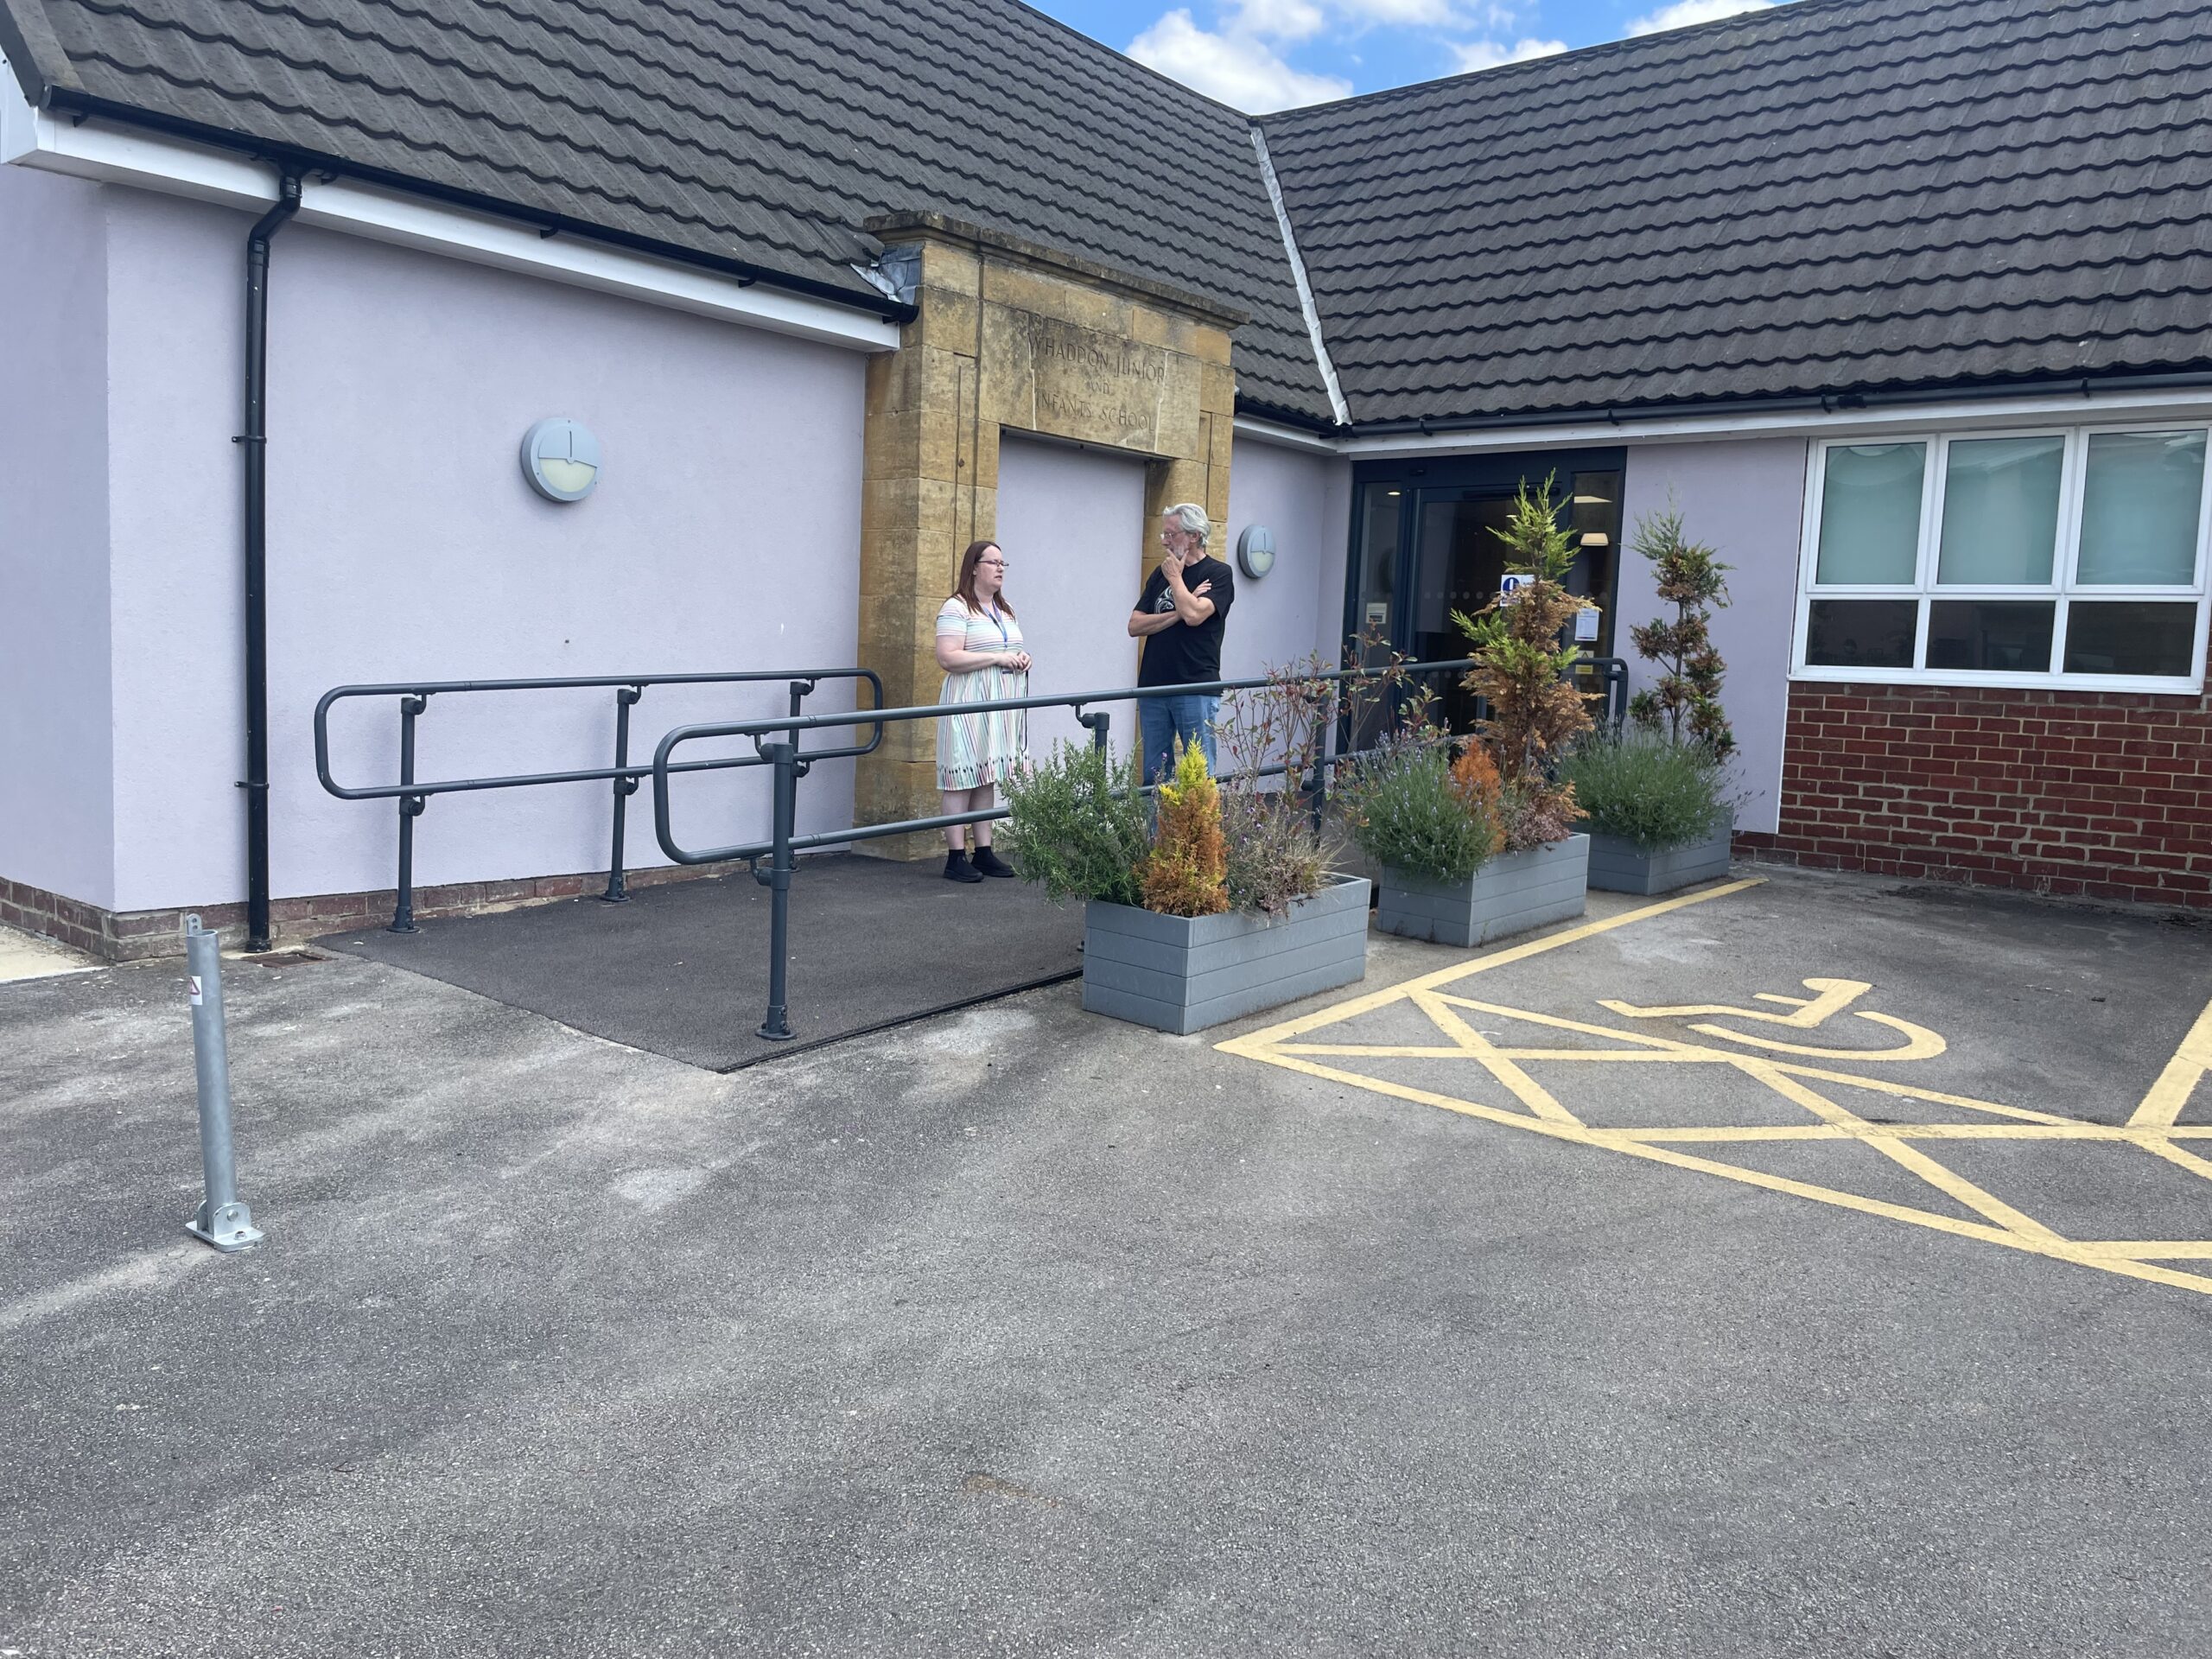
{"left": 1027, "top": 0, "right": 1792, "bottom": 111}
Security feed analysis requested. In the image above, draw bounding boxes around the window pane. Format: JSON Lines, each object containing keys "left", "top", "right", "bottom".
{"left": 1937, "top": 435, "right": 2063, "bottom": 584}
{"left": 2077, "top": 431, "right": 2205, "bottom": 585}
{"left": 2063, "top": 601, "right": 2201, "bottom": 677}
{"left": 1926, "top": 601, "right": 2054, "bottom": 672}
{"left": 1815, "top": 443, "right": 1923, "bottom": 584}
{"left": 1805, "top": 599, "right": 1918, "bottom": 668}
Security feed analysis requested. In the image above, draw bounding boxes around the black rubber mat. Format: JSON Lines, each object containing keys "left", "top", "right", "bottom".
{"left": 318, "top": 854, "right": 1086, "bottom": 1070}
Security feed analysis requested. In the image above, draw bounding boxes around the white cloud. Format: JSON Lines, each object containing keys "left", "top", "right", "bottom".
{"left": 1627, "top": 0, "right": 1773, "bottom": 35}
{"left": 1335, "top": 0, "right": 1465, "bottom": 24}
{"left": 1232, "top": 0, "right": 1328, "bottom": 41}
{"left": 1448, "top": 35, "right": 1567, "bottom": 73}
{"left": 1128, "top": 10, "right": 1355, "bottom": 110}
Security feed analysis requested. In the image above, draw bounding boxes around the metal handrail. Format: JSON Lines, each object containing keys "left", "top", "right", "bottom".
{"left": 313, "top": 669, "right": 884, "bottom": 801}
{"left": 651, "top": 657, "right": 1516, "bottom": 1042}
{"left": 648, "top": 656, "right": 1629, "bottom": 868}
{"left": 314, "top": 667, "right": 884, "bottom": 930}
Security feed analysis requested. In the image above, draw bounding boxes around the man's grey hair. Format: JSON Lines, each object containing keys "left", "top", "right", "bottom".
{"left": 1164, "top": 502, "right": 1211, "bottom": 548}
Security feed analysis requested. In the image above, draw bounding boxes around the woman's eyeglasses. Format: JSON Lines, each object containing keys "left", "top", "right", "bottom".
{"left": 979, "top": 559, "right": 1009, "bottom": 569}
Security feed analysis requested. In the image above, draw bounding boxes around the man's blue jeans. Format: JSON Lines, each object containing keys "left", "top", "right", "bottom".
{"left": 1139, "top": 693, "right": 1219, "bottom": 785}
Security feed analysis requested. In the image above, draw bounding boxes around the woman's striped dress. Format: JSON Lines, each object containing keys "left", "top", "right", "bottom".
{"left": 936, "top": 597, "right": 1029, "bottom": 790}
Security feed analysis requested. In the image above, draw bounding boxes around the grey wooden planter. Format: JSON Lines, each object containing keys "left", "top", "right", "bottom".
{"left": 1377, "top": 834, "right": 1589, "bottom": 948}
{"left": 1586, "top": 818, "right": 1733, "bottom": 895}
{"left": 1082, "top": 875, "right": 1370, "bottom": 1035}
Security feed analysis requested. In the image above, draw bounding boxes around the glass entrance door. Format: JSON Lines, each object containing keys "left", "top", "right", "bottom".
{"left": 1412, "top": 493, "right": 1522, "bottom": 732}
{"left": 1346, "top": 452, "right": 1627, "bottom": 739}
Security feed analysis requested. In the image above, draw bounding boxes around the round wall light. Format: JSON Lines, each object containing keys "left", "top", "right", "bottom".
{"left": 1236, "top": 524, "right": 1277, "bottom": 580}
{"left": 520, "top": 416, "right": 601, "bottom": 503}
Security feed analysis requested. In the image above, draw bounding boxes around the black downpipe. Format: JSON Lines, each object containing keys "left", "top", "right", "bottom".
{"left": 239, "top": 168, "right": 303, "bottom": 952}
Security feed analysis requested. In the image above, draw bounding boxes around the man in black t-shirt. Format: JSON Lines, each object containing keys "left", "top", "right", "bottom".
{"left": 1128, "top": 501, "right": 1236, "bottom": 784}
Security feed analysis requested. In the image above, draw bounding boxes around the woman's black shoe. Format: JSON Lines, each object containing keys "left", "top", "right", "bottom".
{"left": 944, "top": 851, "right": 984, "bottom": 883}
{"left": 972, "top": 847, "right": 1015, "bottom": 878}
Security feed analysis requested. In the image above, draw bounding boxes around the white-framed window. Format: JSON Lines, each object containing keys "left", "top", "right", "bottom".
{"left": 1793, "top": 424, "right": 2212, "bottom": 692}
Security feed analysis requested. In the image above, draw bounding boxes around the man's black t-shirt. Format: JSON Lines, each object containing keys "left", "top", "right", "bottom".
{"left": 1135, "top": 556, "right": 1236, "bottom": 688}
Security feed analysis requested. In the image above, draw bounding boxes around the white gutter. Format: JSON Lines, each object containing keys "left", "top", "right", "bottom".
{"left": 1249, "top": 127, "right": 1350, "bottom": 429}
{"left": 1230, "top": 413, "right": 1339, "bottom": 454}
{"left": 1334, "top": 386, "right": 2212, "bottom": 456}
{"left": 1, "top": 73, "right": 900, "bottom": 354}
{"left": 1255, "top": 386, "right": 2212, "bottom": 458}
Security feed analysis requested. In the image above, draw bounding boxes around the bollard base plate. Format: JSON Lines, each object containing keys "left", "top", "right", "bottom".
{"left": 187, "top": 1199, "right": 264, "bottom": 1252}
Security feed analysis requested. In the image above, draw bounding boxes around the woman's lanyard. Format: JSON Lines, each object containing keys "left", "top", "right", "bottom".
{"left": 982, "top": 603, "right": 1009, "bottom": 646}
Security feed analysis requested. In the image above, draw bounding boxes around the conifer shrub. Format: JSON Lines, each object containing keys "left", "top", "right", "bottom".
{"left": 1452, "top": 475, "right": 1597, "bottom": 849}
{"left": 1447, "top": 741, "right": 1576, "bottom": 854}
{"left": 1139, "top": 739, "right": 1230, "bottom": 918}
{"left": 1626, "top": 505, "right": 1735, "bottom": 754}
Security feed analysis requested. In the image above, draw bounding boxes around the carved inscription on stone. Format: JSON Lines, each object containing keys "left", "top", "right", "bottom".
{"left": 1025, "top": 316, "right": 1164, "bottom": 452}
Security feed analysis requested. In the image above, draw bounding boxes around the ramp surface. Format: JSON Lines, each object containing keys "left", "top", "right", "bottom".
{"left": 319, "top": 853, "right": 1085, "bottom": 1069}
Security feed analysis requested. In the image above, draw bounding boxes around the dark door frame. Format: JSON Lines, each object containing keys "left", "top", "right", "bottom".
{"left": 1341, "top": 448, "right": 1630, "bottom": 671}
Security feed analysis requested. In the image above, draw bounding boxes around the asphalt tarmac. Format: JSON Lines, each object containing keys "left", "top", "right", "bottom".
{"left": 3, "top": 867, "right": 2208, "bottom": 1656}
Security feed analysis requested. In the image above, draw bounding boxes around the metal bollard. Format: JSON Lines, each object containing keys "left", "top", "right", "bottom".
{"left": 181, "top": 915, "right": 263, "bottom": 1252}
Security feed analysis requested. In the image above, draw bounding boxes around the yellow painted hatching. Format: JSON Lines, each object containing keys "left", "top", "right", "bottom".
{"left": 1217, "top": 880, "right": 2212, "bottom": 1297}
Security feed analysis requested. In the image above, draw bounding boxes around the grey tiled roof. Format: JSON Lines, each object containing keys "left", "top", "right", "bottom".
{"left": 6, "top": 0, "right": 2212, "bottom": 429}
{"left": 1257, "top": 0, "right": 2212, "bottom": 424}
{"left": 0, "top": 0, "right": 1335, "bottom": 421}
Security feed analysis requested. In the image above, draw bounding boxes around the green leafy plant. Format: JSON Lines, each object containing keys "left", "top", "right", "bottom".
{"left": 1338, "top": 731, "right": 1503, "bottom": 885}
{"left": 1626, "top": 504, "right": 1735, "bottom": 754}
{"left": 1452, "top": 475, "right": 1596, "bottom": 844}
{"left": 1012, "top": 640, "right": 1443, "bottom": 918}
{"left": 1556, "top": 728, "right": 1728, "bottom": 851}
{"left": 1001, "top": 741, "right": 1149, "bottom": 906}
{"left": 1140, "top": 739, "right": 1230, "bottom": 917}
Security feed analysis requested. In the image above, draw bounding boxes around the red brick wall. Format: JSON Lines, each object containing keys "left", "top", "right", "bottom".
{"left": 1738, "top": 683, "right": 2212, "bottom": 911}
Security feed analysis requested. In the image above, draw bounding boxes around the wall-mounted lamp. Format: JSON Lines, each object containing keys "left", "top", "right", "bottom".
{"left": 1236, "top": 524, "right": 1277, "bottom": 580}
{"left": 521, "top": 416, "right": 601, "bottom": 503}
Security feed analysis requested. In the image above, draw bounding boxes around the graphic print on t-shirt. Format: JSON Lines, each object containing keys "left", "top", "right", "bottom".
{"left": 1135, "top": 556, "right": 1236, "bottom": 688}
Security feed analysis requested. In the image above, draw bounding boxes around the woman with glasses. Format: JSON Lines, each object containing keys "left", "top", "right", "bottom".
{"left": 933, "top": 540, "right": 1032, "bottom": 882}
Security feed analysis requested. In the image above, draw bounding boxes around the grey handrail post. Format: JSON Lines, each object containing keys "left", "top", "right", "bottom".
{"left": 1078, "top": 708, "right": 1110, "bottom": 753}
{"left": 182, "top": 915, "right": 263, "bottom": 1252}
{"left": 389, "top": 693, "right": 427, "bottom": 932}
{"left": 601, "top": 683, "right": 644, "bottom": 903}
{"left": 754, "top": 740, "right": 798, "bottom": 1040}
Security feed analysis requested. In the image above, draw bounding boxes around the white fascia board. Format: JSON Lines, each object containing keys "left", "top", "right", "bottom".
{"left": 1335, "top": 387, "right": 2212, "bottom": 458}
{"left": 3, "top": 92, "right": 899, "bottom": 353}
{"left": 0, "top": 54, "right": 38, "bottom": 163}
{"left": 299, "top": 178, "right": 899, "bottom": 352}
{"left": 1230, "top": 413, "right": 1341, "bottom": 455}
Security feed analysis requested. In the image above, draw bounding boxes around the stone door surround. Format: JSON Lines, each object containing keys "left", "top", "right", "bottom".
{"left": 855, "top": 210, "right": 1244, "bottom": 845}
